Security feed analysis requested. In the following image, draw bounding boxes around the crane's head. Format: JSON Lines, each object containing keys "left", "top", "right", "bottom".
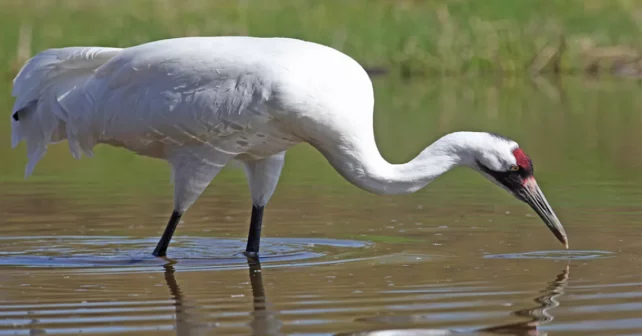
{"left": 471, "top": 133, "right": 568, "bottom": 248}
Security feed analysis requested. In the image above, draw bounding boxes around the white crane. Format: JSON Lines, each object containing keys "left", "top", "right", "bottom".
{"left": 10, "top": 36, "right": 568, "bottom": 258}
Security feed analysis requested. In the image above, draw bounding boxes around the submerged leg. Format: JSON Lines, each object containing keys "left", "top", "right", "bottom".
{"left": 242, "top": 151, "right": 286, "bottom": 258}
{"left": 153, "top": 146, "right": 230, "bottom": 257}
{"left": 153, "top": 210, "right": 183, "bottom": 257}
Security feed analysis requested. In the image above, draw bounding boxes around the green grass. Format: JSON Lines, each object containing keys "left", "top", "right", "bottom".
{"left": 1, "top": 0, "right": 641, "bottom": 78}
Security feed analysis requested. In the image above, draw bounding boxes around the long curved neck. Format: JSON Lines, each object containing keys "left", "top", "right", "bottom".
{"left": 317, "top": 132, "right": 481, "bottom": 195}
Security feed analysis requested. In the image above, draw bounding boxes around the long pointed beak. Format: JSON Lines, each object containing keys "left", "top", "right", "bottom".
{"left": 518, "top": 177, "right": 569, "bottom": 248}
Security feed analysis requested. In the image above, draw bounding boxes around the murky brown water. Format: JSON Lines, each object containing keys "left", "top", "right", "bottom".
{"left": 2, "top": 76, "right": 642, "bottom": 335}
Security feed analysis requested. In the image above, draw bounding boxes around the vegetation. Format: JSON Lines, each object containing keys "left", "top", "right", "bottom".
{"left": 2, "top": 0, "right": 642, "bottom": 78}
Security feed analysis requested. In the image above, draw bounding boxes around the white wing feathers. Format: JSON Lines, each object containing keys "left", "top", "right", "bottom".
{"left": 11, "top": 47, "right": 121, "bottom": 114}
{"left": 11, "top": 42, "right": 277, "bottom": 178}
{"left": 93, "top": 62, "right": 274, "bottom": 147}
{"left": 11, "top": 47, "right": 121, "bottom": 177}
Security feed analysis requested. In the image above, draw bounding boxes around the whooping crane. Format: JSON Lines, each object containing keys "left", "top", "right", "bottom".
{"left": 10, "top": 36, "right": 568, "bottom": 258}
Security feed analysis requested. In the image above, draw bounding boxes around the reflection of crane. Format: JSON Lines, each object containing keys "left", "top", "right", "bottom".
{"left": 161, "top": 264, "right": 570, "bottom": 335}
{"left": 163, "top": 264, "right": 211, "bottom": 336}
{"left": 11, "top": 37, "right": 567, "bottom": 258}
{"left": 163, "top": 259, "right": 282, "bottom": 335}
{"left": 246, "top": 259, "right": 282, "bottom": 335}
{"left": 479, "top": 265, "right": 570, "bottom": 335}
{"left": 339, "top": 265, "right": 570, "bottom": 336}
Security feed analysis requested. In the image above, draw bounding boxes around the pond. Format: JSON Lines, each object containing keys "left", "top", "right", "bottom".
{"left": 1, "top": 75, "right": 641, "bottom": 335}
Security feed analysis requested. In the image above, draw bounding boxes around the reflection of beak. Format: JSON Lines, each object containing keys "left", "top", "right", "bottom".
{"left": 517, "top": 177, "right": 569, "bottom": 248}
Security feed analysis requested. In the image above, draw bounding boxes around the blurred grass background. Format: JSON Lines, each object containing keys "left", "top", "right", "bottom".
{"left": 2, "top": 0, "right": 642, "bottom": 78}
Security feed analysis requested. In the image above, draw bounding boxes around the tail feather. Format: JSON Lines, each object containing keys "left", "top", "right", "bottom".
{"left": 10, "top": 46, "right": 122, "bottom": 177}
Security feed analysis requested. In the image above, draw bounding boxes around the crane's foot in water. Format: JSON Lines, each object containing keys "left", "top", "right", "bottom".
{"left": 243, "top": 250, "right": 260, "bottom": 260}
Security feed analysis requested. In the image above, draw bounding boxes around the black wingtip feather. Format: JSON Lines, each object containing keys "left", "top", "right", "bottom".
{"left": 12, "top": 100, "right": 38, "bottom": 122}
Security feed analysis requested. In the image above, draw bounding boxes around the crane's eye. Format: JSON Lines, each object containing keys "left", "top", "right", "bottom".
{"left": 509, "top": 165, "right": 519, "bottom": 171}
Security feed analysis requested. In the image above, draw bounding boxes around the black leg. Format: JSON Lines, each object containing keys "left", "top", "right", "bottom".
{"left": 244, "top": 205, "right": 264, "bottom": 258}
{"left": 153, "top": 210, "right": 183, "bottom": 257}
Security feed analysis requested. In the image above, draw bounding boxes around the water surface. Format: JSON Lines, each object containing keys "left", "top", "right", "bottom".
{"left": 1, "top": 76, "right": 642, "bottom": 335}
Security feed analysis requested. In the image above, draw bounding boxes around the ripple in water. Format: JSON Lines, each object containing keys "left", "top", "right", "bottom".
{"left": 0, "top": 236, "right": 373, "bottom": 271}
{"left": 484, "top": 250, "right": 615, "bottom": 260}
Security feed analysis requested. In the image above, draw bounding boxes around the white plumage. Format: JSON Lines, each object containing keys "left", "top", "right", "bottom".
{"left": 10, "top": 36, "right": 568, "bottom": 257}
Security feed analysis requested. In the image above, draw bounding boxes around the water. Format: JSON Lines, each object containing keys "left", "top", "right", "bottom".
{"left": 2, "top": 75, "right": 642, "bottom": 335}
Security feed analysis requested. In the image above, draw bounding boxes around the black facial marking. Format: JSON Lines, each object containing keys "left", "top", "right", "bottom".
{"left": 477, "top": 160, "right": 531, "bottom": 192}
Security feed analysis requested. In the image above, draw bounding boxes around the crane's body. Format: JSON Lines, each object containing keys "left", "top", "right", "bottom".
{"left": 13, "top": 36, "right": 373, "bottom": 185}
{"left": 11, "top": 36, "right": 569, "bottom": 258}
